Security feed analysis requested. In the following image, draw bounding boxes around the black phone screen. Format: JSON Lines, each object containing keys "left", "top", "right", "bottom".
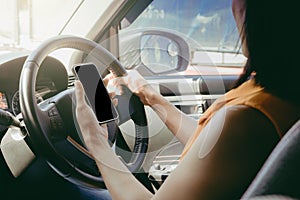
{"left": 74, "top": 63, "right": 118, "bottom": 123}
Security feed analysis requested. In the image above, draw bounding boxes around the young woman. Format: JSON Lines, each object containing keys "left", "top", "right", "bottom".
{"left": 75, "top": 0, "right": 300, "bottom": 199}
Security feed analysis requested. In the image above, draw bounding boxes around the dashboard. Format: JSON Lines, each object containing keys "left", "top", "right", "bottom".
{"left": 0, "top": 53, "right": 68, "bottom": 134}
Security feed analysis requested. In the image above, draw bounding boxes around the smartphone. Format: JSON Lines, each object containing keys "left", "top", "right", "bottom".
{"left": 73, "top": 63, "right": 118, "bottom": 124}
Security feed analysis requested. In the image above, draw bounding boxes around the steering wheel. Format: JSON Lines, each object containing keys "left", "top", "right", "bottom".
{"left": 19, "top": 35, "right": 149, "bottom": 188}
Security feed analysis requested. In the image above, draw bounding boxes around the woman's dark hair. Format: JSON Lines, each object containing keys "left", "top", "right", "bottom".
{"left": 234, "top": 0, "right": 299, "bottom": 104}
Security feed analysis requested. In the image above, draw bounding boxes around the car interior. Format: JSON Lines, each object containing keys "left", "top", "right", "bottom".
{"left": 0, "top": 0, "right": 299, "bottom": 199}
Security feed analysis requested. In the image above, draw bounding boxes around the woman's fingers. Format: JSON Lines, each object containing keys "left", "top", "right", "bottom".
{"left": 104, "top": 70, "right": 155, "bottom": 106}
{"left": 75, "top": 80, "right": 87, "bottom": 107}
{"left": 103, "top": 73, "right": 114, "bottom": 86}
{"left": 75, "top": 80, "right": 95, "bottom": 122}
{"left": 107, "top": 77, "right": 123, "bottom": 96}
{"left": 112, "top": 98, "right": 118, "bottom": 107}
{"left": 109, "top": 92, "right": 116, "bottom": 98}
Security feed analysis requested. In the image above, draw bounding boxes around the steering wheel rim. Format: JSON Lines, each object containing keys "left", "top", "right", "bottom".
{"left": 19, "top": 35, "right": 149, "bottom": 188}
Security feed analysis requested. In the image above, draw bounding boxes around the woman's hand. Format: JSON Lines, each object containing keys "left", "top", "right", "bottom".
{"left": 75, "top": 81, "right": 109, "bottom": 154}
{"left": 106, "top": 70, "right": 160, "bottom": 106}
{"left": 105, "top": 70, "right": 197, "bottom": 144}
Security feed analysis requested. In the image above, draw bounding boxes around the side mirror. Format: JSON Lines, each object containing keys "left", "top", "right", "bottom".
{"left": 119, "top": 30, "right": 190, "bottom": 75}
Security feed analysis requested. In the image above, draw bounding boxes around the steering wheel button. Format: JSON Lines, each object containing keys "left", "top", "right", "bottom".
{"left": 48, "top": 107, "right": 58, "bottom": 117}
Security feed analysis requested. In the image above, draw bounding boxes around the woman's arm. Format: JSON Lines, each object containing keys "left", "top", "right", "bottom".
{"left": 75, "top": 81, "right": 153, "bottom": 200}
{"left": 76, "top": 80, "right": 279, "bottom": 199}
{"left": 152, "top": 105, "right": 279, "bottom": 199}
{"left": 149, "top": 93, "right": 198, "bottom": 145}
{"left": 109, "top": 70, "right": 197, "bottom": 145}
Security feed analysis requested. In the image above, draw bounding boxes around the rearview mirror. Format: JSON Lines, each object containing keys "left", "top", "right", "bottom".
{"left": 119, "top": 30, "right": 189, "bottom": 75}
{"left": 139, "top": 30, "right": 189, "bottom": 74}
{"left": 140, "top": 34, "right": 179, "bottom": 73}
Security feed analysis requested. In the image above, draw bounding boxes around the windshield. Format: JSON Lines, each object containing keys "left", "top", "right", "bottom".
{"left": 131, "top": 0, "right": 238, "bottom": 51}
{"left": 0, "top": 0, "right": 113, "bottom": 54}
{"left": 0, "top": 0, "right": 246, "bottom": 68}
{"left": 123, "top": 0, "right": 246, "bottom": 66}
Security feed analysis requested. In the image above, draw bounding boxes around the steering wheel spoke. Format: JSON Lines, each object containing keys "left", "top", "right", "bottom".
{"left": 38, "top": 101, "right": 66, "bottom": 141}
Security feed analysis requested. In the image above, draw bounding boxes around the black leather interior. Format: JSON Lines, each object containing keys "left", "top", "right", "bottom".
{"left": 242, "top": 119, "right": 300, "bottom": 199}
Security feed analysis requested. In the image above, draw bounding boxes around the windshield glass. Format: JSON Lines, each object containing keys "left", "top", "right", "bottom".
{"left": 0, "top": 0, "right": 79, "bottom": 53}
{"left": 0, "top": 0, "right": 113, "bottom": 54}
{"left": 123, "top": 0, "right": 246, "bottom": 66}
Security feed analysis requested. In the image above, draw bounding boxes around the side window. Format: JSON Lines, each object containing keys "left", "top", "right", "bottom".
{"left": 119, "top": 0, "right": 246, "bottom": 73}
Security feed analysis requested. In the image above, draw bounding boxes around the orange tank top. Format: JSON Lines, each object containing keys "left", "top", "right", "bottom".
{"left": 181, "top": 79, "right": 300, "bottom": 158}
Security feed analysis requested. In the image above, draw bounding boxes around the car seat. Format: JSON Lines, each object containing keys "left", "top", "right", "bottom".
{"left": 241, "top": 119, "right": 300, "bottom": 199}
